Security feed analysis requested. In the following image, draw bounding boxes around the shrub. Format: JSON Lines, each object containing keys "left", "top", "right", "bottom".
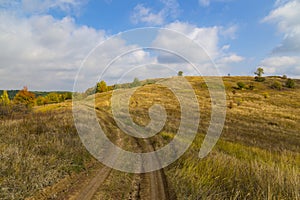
{"left": 178, "top": 71, "right": 183, "bottom": 76}
{"left": 285, "top": 78, "right": 296, "bottom": 88}
{"left": 130, "top": 77, "right": 141, "bottom": 88}
{"left": 45, "top": 93, "right": 60, "bottom": 104}
{"left": 64, "top": 92, "right": 73, "bottom": 100}
{"left": 255, "top": 76, "right": 266, "bottom": 82}
{"left": 36, "top": 96, "right": 46, "bottom": 106}
{"left": 237, "top": 82, "right": 246, "bottom": 90}
{"left": 271, "top": 81, "right": 283, "bottom": 90}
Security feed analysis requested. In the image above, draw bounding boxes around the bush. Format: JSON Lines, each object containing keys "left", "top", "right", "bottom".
{"left": 271, "top": 81, "right": 282, "bottom": 90}
{"left": 237, "top": 82, "right": 246, "bottom": 90}
{"left": 130, "top": 77, "right": 141, "bottom": 88}
{"left": 285, "top": 78, "right": 296, "bottom": 88}
{"left": 255, "top": 76, "right": 266, "bottom": 82}
{"left": 36, "top": 96, "right": 46, "bottom": 106}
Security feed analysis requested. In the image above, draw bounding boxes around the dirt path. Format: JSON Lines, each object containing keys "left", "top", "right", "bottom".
{"left": 144, "top": 140, "right": 172, "bottom": 200}
{"left": 60, "top": 104, "right": 174, "bottom": 200}
{"left": 71, "top": 167, "right": 112, "bottom": 200}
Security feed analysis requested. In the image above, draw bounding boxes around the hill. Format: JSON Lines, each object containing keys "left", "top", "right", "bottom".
{"left": 0, "top": 76, "right": 299, "bottom": 199}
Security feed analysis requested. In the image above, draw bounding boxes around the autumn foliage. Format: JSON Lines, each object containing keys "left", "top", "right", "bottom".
{"left": 13, "top": 86, "right": 36, "bottom": 108}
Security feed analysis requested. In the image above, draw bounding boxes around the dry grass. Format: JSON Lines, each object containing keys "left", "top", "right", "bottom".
{"left": 0, "top": 76, "right": 299, "bottom": 199}
{"left": 93, "top": 76, "right": 300, "bottom": 199}
{"left": 0, "top": 109, "right": 94, "bottom": 200}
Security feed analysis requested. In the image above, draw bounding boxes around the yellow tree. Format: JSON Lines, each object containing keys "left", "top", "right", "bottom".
{"left": 13, "top": 86, "right": 36, "bottom": 108}
{"left": 0, "top": 90, "right": 10, "bottom": 106}
{"left": 96, "top": 81, "right": 108, "bottom": 93}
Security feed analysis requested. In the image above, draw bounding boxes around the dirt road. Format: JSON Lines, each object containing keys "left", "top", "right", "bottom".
{"left": 61, "top": 105, "right": 174, "bottom": 200}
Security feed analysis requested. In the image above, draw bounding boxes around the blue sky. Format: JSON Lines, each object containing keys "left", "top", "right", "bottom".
{"left": 0, "top": 0, "right": 300, "bottom": 91}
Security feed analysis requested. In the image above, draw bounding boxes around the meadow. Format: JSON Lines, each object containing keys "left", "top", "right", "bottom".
{"left": 0, "top": 76, "right": 299, "bottom": 199}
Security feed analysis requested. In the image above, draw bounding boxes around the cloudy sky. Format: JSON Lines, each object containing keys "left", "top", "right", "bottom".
{"left": 0, "top": 0, "right": 300, "bottom": 91}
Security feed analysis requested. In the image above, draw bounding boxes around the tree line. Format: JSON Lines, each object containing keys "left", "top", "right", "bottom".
{"left": 0, "top": 86, "right": 72, "bottom": 118}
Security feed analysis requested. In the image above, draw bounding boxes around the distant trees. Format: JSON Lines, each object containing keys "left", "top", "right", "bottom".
{"left": 178, "top": 71, "right": 183, "bottom": 76}
{"left": 36, "top": 92, "right": 72, "bottom": 105}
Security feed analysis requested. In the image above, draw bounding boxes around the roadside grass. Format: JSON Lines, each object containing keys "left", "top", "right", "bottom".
{"left": 165, "top": 133, "right": 299, "bottom": 199}
{"left": 0, "top": 109, "right": 94, "bottom": 199}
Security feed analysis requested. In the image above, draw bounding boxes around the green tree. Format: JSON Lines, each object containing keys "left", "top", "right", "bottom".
{"left": 96, "top": 80, "right": 108, "bottom": 93}
{"left": 282, "top": 74, "right": 287, "bottom": 79}
{"left": 178, "top": 71, "right": 183, "bottom": 76}
{"left": 130, "top": 77, "right": 141, "bottom": 88}
{"left": 0, "top": 90, "right": 10, "bottom": 106}
{"left": 254, "top": 67, "right": 266, "bottom": 82}
{"left": 285, "top": 78, "right": 296, "bottom": 88}
{"left": 46, "top": 93, "right": 60, "bottom": 103}
{"left": 255, "top": 67, "right": 264, "bottom": 77}
{"left": 13, "top": 86, "right": 35, "bottom": 108}
{"left": 36, "top": 96, "right": 46, "bottom": 106}
{"left": 64, "top": 92, "right": 73, "bottom": 100}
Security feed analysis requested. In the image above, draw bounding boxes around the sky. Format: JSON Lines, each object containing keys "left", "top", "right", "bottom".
{"left": 0, "top": 0, "right": 300, "bottom": 91}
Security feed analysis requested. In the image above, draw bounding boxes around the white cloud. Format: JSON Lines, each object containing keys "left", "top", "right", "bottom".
{"left": 262, "top": 0, "right": 300, "bottom": 53}
{"left": 217, "top": 54, "right": 244, "bottom": 63}
{"left": 131, "top": 0, "right": 180, "bottom": 25}
{"left": 198, "top": 0, "right": 233, "bottom": 7}
{"left": 260, "top": 0, "right": 300, "bottom": 77}
{"left": 164, "top": 22, "right": 243, "bottom": 62}
{"left": 260, "top": 56, "right": 300, "bottom": 76}
{"left": 131, "top": 4, "right": 164, "bottom": 25}
{"left": 0, "top": 12, "right": 106, "bottom": 90}
{"left": 164, "top": 22, "right": 220, "bottom": 59}
{"left": 153, "top": 22, "right": 244, "bottom": 75}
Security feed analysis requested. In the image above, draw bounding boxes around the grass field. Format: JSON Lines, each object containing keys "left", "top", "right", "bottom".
{"left": 0, "top": 76, "right": 299, "bottom": 199}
